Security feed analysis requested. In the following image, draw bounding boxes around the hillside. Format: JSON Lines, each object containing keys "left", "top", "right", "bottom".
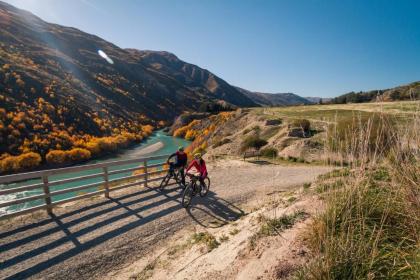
{"left": 305, "top": 96, "right": 332, "bottom": 104}
{"left": 235, "top": 87, "right": 312, "bottom": 106}
{"left": 0, "top": 1, "right": 260, "bottom": 172}
{"left": 331, "top": 81, "right": 420, "bottom": 104}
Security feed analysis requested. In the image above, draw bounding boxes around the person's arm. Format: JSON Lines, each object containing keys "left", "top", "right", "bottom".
{"left": 167, "top": 153, "right": 176, "bottom": 163}
{"left": 185, "top": 160, "right": 194, "bottom": 173}
{"left": 201, "top": 161, "right": 208, "bottom": 178}
{"left": 186, "top": 160, "right": 198, "bottom": 174}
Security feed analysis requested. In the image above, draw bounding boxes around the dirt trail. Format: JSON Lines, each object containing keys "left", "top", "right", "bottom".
{"left": 0, "top": 160, "right": 331, "bottom": 280}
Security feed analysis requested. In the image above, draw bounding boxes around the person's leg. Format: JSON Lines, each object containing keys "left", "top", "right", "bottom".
{"left": 169, "top": 162, "right": 175, "bottom": 175}
{"left": 180, "top": 167, "right": 185, "bottom": 186}
{"left": 199, "top": 177, "right": 205, "bottom": 189}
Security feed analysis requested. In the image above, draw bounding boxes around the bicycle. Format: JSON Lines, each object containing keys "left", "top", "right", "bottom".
{"left": 159, "top": 163, "right": 183, "bottom": 191}
{"left": 181, "top": 173, "right": 211, "bottom": 208}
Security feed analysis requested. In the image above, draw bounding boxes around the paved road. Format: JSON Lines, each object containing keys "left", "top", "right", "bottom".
{"left": 0, "top": 161, "right": 331, "bottom": 279}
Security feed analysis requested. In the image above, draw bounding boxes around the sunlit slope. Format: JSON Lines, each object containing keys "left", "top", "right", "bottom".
{"left": 0, "top": 1, "right": 257, "bottom": 168}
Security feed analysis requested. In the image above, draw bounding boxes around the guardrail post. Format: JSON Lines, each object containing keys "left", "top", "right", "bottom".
{"left": 144, "top": 160, "right": 148, "bottom": 188}
{"left": 103, "top": 167, "right": 110, "bottom": 198}
{"left": 42, "top": 175, "right": 53, "bottom": 215}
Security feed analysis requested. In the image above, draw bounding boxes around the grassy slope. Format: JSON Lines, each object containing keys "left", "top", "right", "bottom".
{"left": 253, "top": 101, "right": 419, "bottom": 123}
{"left": 179, "top": 101, "right": 419, "bottom": 279}
{"left": 282, "top": 101, "right": 420, "bottom": 279}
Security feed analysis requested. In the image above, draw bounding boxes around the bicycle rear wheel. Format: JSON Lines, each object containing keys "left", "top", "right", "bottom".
{"left": 159, "top": 173, "right": 171, "bottom": 190}
{"left": 181, "top": 183, "right": 194, "bottom": 208}
{"left": 199, "top": 177, "right": 210, "bottom": 197}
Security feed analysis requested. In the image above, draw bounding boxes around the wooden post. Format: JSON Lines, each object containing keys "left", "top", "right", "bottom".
{"left": 144, "top": 160, "right": 148, "bottom": 188}
{"left": 42, "top": 175, "right": 53, "bottom": 215}
{"left": 103, "top": 167, "right": 110, "bottom": 198}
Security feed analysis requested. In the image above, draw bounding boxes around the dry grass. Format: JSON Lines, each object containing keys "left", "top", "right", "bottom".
{"left": 296, "top": 107, "right": 420, "bottom": 279}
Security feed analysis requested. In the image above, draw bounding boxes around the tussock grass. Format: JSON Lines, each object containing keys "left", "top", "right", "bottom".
{"left": 297, "top": 109, "right": 420, "bottom": 279}
{"left": 315, "top": 179, "right": 345, "bottom": 193}
{"left": 259, "top": 210, "right": 308, "bottom": 236}
{"left": 191, "top": 232, "right": 220, "bottom": 251}
{"left": 249, "top": 210, "right": 308, "bottom": 250}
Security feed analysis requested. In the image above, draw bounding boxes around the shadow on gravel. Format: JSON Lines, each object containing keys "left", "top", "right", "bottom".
{"left": 0, "top": 182, "right": 183, "bottom": 280}
{"left": 186, "top": 192, "right": 245, "bottom": 228}
{"left": 0, "top": 180, "right": 245, "bottom": 279}
{"left": 247, "top": 160, "right": 272, "bottom": 165}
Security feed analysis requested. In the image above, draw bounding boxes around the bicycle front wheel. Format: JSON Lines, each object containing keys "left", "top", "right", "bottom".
{"left": 181, "top": 184, "right": 194, "bottom": 208}
{"left": 159, "top": 173, "right": 171, "bottom": 190}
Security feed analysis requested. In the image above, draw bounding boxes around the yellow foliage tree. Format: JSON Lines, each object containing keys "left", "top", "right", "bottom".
{"left": 185, "top": 129, "right": 197, "bottom": 141}
{"left": 66, "top": 148, "right": 91, "bottom": 162}
{"left": 16, "top": 152, "right": 42, "bottom": 170}
{"left": 46, "top": 150, "right": 67, "bottom": 165}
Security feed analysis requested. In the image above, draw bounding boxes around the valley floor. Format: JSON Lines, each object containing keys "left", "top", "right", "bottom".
{"left": 0, "top": 159, "right": 331, "bottom": 280}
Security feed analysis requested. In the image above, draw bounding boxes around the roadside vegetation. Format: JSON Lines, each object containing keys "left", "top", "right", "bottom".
{"left": 296, "top": 108, "right": 419, "bottom": 279}
{"left": 172, "top": 101, "right": 419, "bottom": 279}
{"left": 171, "top": 111, "right": 234, "bottom": 157}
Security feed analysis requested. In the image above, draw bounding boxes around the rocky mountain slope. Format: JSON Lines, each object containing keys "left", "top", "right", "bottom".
{"left": 0, "top": 0, "right": 260, "bottom": 168}
{"left": 236, "top": 87, "right": 312, "bottom": 106}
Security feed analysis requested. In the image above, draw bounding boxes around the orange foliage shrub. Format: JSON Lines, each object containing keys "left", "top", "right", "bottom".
{"left": 66, "top": 148, "right": 91, "bottom": 162}
{"left": 0, "top": 155, "right": 16, "bottom": 173}
{"left": 142, "top": 125, "right": 154, "bottom": 135}
{"left": 46, "top": 150, "right": 67, "bottom": 165}
{"left": 0, "top": 152, "right": 42, "bottom": 173}
{"left": 16, "top": 152, "right": 42, "bottom": 170}
{"left": 173, "top": 126, "right": 188, "bottom": 138}
{"left": 185, "top": 129, "right": 197, "bottom": 141}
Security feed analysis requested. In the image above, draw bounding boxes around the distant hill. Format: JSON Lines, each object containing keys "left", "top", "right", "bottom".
{"left": 331, "top": 81, "right": 420, "bottom": 104}
{"left": 0, "top": 1, "right": 258, "bottom": 164}
{"left": 305, "top": 97, "right": 332, "bottom": 104}
{"left": 235, "top": 87, "right": 312, "bottom": 106}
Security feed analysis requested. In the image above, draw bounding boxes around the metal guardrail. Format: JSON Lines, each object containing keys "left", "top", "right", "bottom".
{"left": 0, "top": 154, "right": 169, "bottom": 220}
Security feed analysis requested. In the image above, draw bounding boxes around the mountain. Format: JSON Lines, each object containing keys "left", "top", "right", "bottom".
{"left": 331, "top": 81, "right": 420, "bottom": 104}
{"left": 305, "top": 97, "right": 332, "bottom": 104}
{"left": 235, "top": 87, "right": 312, "bottom": 106}
{"left": 0, "top": 1, "right": 258, "bottom": 162}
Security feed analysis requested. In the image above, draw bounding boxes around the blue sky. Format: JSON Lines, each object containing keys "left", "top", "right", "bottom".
{"left": 3, "top": 0, "right": 420, "bottom": 97}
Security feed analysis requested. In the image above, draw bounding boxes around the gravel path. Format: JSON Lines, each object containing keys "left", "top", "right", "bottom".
{"left": 0, "top": 160, "right": 331, "bottom": 279}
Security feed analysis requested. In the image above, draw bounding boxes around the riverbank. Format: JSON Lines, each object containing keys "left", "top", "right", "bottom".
{"left": 0, "top": 131, "right": 190, "bottom": 214}
{"left": 0, "top": 130, "right": 188, "bottom": 176}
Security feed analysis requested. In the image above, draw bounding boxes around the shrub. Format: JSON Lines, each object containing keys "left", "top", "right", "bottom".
{"left": 16, "top": 152, "right": 42, "bottom": 170}
{"left": 252, "top": 125, "right": 261, "bottom": 132}
{"left": 191, "top": 232, "right": 220, "bottom": 251}
{"left": 260, "top": 147, "right": 278, "bottom": 158}
{"left": 0, "top": 155, "right": 17, "bottom": 172}
{"left": 241, "top": 135, "right": 267, "bottom": 151}
{"left": 291, "top": 119, "right": 311, "bottom": 131}
{"left": 66, "top": 148, "right": 91, "bottom": 162}
{"left": 184, "top": 129, "right": 196, "bottom": 141}
{"left": 46, "top": 150, "right": 67, "bottom": 165}
{"left": 0, "top": 152, "right": 42, "bottom": 173}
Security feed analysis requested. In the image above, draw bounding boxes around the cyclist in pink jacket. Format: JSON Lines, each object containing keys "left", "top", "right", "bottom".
{"left": 186, "top": 153, "right": 207, "bottom": 184}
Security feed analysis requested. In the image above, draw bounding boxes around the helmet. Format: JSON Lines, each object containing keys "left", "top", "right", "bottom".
{"left": 178, "top": 146, "right": 184, "bottom": 151}
{"left": 194, "top": 153, "right": 201, "bottom": 159}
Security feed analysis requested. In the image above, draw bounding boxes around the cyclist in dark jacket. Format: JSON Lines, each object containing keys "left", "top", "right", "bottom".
{"left": 167, "top": 146, "right": 188, "bottom": 185}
